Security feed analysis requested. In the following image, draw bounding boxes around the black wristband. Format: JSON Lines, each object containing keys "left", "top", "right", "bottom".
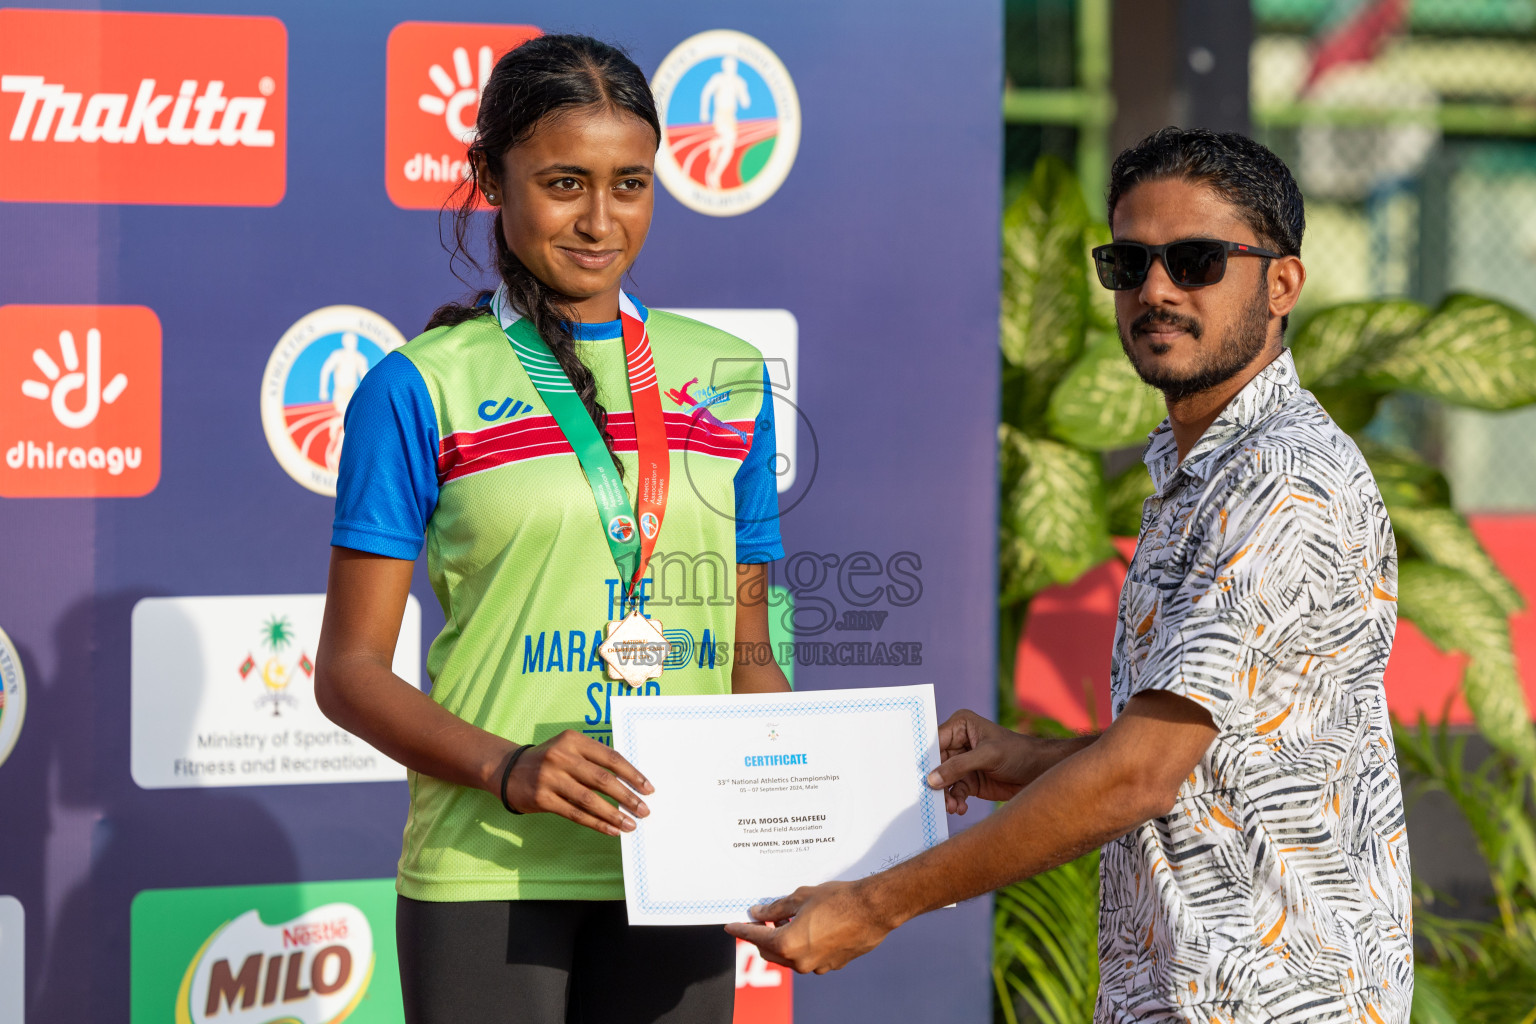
{"left": 499, "top": 744, "right": 530, "bottom": 815}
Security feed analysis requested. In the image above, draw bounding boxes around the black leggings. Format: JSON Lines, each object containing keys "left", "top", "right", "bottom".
{"left": 397, "top": 896, "right": 735, "bottom": 1024}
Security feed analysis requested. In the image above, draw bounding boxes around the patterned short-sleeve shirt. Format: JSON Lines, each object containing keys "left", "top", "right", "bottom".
{"left": 1097, "top": 351, "right": 1413, "bottom": 1024}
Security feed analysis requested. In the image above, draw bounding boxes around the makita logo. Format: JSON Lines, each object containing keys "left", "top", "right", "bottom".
{"left": 0, "top": 9, "right": 287, "bottom": 205}
{"left": 3, "top": 76, "right": 276, "bottom": 147}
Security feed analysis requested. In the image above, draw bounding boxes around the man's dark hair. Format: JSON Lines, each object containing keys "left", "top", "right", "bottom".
{"left": 1107, "top": 127, "right": 1305, "bottom": 256}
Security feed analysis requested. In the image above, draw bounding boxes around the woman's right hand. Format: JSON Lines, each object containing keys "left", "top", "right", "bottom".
{"left": 501, "top": 730, "right": 655, "bottom": 836}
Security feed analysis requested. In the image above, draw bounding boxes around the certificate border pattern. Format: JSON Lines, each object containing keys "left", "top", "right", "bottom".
{"left": 617, "top": 695, "right": 941, "bottom": 917}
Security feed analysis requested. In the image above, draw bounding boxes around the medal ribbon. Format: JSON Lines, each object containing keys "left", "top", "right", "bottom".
{"left": 492, "top": 286, "right": 670, "bottom": 602}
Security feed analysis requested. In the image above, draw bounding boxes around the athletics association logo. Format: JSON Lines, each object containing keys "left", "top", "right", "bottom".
{"left": 261, "top": 306, "right": 406, "bottom": 497}
{"left": 385, "top": 21, "right": 541, "bottom": 210}
{"left": 0, "top": 8, "right": 286, "bottom": 205}
{"left": 639, "top": 511, "right": 660, "bottom": 540}
{"left": 0, "top": 304, "right": 161, "bottom": 498}
{"left": 650, "top": 30, "right": 800, "bottom": 217}
{"left": 0, "top": 627, "right": 26, "bottom": 771}
{"left": 608, "top": 515, "right": 636, "bottom": 543}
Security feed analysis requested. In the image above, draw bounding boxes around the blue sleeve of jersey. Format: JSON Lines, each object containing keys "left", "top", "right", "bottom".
{"left": 332, "top": 351, "right": 440, "bottom": 560}
{"left": 734, "top": 364, "right": 785, "bottom": 563}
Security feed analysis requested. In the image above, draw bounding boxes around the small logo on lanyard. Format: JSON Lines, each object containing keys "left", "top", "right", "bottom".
{"left": 639, "top": 511, "right": 660, "bottom": 539}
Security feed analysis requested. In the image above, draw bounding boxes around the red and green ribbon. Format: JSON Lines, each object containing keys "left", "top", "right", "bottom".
{"left": 492, "top": 286, "right": 670, "bottom": 602}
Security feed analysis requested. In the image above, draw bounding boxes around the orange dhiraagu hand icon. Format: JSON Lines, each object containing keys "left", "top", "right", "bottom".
{"left": 384, "top": 20, "right": 542, "bottom": 210}
{"left": 0, "top": 304, "right": 161, "bottom": 498}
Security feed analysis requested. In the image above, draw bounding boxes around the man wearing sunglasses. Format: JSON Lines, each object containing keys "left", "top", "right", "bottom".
{"left": 730, "top": 127, "right": 1410, "bottom": 1024}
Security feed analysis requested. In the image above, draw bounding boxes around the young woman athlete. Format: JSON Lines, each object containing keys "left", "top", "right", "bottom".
{"left": 315, "top": 35, "right": 789, "bottom": 1024}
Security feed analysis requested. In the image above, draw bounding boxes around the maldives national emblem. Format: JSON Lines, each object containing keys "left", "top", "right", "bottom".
{"left": 651, "top": 30, "right": 801, "bottom": 217}
{"left": 238, "top": 614, "right": 314, "bottom": 717}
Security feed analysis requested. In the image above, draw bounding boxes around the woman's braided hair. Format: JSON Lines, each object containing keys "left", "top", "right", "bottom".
{"left": 427, "top": 35, "right": 661, "bottom": 473}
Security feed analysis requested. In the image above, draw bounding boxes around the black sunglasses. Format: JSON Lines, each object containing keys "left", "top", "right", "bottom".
{"left": 1091, "top": 238, "right": 1283, "bottom": 290}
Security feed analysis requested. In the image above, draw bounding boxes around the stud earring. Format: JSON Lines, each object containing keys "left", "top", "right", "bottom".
{"left": 484, "top": 192, "right": 496, "bottom": 202}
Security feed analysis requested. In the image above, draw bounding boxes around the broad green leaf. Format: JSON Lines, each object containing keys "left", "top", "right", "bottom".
{"left": 1002, "top": 156, "right": 1092, "bottom": 427}
{"left": 1083, "top": 221, "right": 1116, "bottom": 332}
{"left": 997, "top": 425, "right": 1056, "bottom": 605}
{"left": 1462, "top": 652, "right": 1536, "bottom": 769}
{"left": 1360, "top": 445, "right": 1521, "bottom": 615}
{"left": 1365, "top": 293, "right": 1536, "bottom": 410}
{"left": 1290, "top": 299, "right": 1429, "bottom": 387}
{"left": 1310, "top": 386, "right": 1383, "bottom": 435}
{"left": 1397, "top": 560, "right": 1511, "bottom": 659}
{"left": 1046, "top": 330, "right": 1166, "bottom": 450}
{"left": 1105, "top": 461, "right": 1154, "bottom": 537}
{"left": 1361, "top": 443, "right": 1452, "bottom": 510}
{"left": 1001, "top": 432, "right": 1113, "bottom": 592}
{"left": 1397, "top": 560, "right": 1536, "bottom": 765}
{"left": 999, "top": 529, "right": 1053, "bottom": 608}
{"left": 999, "top": 422, "right": 1030, "bottom": 485}
{"left": 1390, "top": 505, "right": 1523, "bottom": 615}
{"left": 1410, "top": 968, "right": 1465, "bottom": 1024}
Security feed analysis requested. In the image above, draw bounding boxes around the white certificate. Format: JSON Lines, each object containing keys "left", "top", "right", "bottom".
{"left": 612, "top": 684, "right": 948, "bottom": 926}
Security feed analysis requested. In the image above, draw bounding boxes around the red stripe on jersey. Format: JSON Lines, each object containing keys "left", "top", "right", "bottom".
{"left": 438, "top": 411, "right": 755, "bottom": 485}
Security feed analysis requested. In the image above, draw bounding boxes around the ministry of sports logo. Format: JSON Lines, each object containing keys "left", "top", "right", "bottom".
{"left": 651, "top": 30, "right": 800, "bottom": 217}
{"left": 0, "top": 626, "right": 26, "bottom": 770}
{"left": 130, "top": 594, "right": 422, "bottom": 789}
{"left": 261, "top": 306, "right": 405, "bottom": 497}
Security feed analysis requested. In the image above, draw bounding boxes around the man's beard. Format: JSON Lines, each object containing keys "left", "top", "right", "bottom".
{"left": 1118, "top": 282, "right": 1271, "bottom": 402}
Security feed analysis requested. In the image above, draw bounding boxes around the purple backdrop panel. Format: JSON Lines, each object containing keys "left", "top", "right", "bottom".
{"left": 0, "top": 1, "right": 1001, "bottom": 1021}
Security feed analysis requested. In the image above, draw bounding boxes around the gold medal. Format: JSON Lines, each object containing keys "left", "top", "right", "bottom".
{"left": 597, "top": 611, "right": 668, "bottom": 687}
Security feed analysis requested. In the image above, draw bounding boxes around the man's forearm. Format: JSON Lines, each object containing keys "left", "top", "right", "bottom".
{"left": 1011, "top": 733, "right": 1098, "bottom": 789}
{"left": 863, "top": 732, "right": 1159, "bottom": 929}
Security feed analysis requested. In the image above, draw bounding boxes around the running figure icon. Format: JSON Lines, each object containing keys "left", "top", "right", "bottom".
{"left": 699, "top": 56, "right": 751, "bottom": 191}
{"left": 666, "top": 378, "right": 749, "bottom": 442}
{"left": 318, "top": 332, "right": 371, "bottom": 470}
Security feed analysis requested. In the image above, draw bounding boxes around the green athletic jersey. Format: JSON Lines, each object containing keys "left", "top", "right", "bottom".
{"left": 333, "top": 296, "right": 783, "bottom": 901}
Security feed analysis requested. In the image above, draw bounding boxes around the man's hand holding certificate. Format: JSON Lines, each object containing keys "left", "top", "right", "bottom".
{"left": 610, "top": 684, "right": 948, "bottom": 926}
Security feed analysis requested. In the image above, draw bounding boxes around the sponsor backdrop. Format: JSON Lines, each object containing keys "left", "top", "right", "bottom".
{"left": 0, "top": 2, "right": 1000, "bottom": 1022}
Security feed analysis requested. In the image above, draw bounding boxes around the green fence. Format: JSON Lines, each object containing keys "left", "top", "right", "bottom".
{"left": 1252, "top": 4, "right": 1536, "bottom": 510}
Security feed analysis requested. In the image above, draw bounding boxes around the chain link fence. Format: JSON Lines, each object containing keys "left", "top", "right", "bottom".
{"left": 1253, "top": 0, "right": 1536, "bottom": 510}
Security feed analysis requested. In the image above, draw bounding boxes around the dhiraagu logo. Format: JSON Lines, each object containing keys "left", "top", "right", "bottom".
{"left": 132, "top": 879, "right": 400, "bottom": 1024}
